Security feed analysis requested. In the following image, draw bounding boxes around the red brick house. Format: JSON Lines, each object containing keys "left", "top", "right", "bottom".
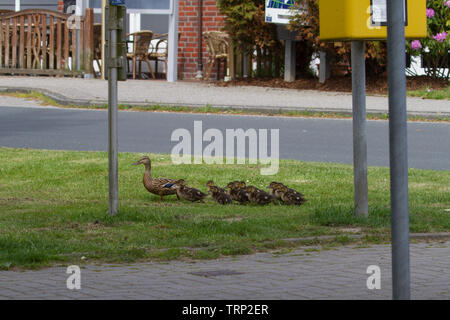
{"left": 178, "top": 0, "right": 226, "bottom": 80}
{"left": 41, "top": 0, "right": 228, "bottom": 80}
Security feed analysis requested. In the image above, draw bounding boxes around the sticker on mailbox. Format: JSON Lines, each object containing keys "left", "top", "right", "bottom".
{"left": 371, "top": 0, "right": 408, "bottom": 26}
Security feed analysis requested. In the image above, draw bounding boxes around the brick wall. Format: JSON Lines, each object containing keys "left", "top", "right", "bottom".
{"left": 178, "top": 0, "right": 226, "bottom": 80}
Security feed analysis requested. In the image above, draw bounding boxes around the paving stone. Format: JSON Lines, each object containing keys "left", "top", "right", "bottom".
{"left": 0, "top": 241, "right": 449, "bottom": 299}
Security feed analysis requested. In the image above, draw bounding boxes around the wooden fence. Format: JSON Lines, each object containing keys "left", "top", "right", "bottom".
{"left": 227, "top": 43, "right": 283, "bottom": 80}
{"left": 0, "top": 8, "right": 94, "bottom": 76}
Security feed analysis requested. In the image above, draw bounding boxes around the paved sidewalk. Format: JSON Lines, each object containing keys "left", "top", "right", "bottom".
{"left": 1, "top": 241, "right": 449, "bottom": 300}
{"left": 0, "top": 77, "right": 449, "bottom": 117}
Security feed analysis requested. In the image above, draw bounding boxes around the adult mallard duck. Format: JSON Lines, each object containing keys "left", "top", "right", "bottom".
{"left": 245, "top": 186, "right": 273, "bottom": 205}
{"left": 133, "top": 156, "right": 179, "bottom": 201}
{"left": 166, "top": 179, "right": 207, "bottom": 203}
{"left": 226, "top": 181, "right": 249, "bottom": 204}
{"left": 207, "top": 185, "right": 232, "bottom": 205}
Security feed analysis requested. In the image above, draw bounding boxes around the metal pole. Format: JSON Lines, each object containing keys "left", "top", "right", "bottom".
{"left": 101, "top": 0, "right": 107, "bottom": 79}
{"left": 351, "top": 41, "right": 368, "bottom": 217}
{"left": 108, "top": 17, "right": 119, "bottom": 216}
{"left": 167, "top": 0, "right": 180, "bottom": 82}
{"left": 284, "top": 40, "right": 296, "bottom": 82}
{"left": 196, "top": 0, "right": 203, "bottom": 79}
{"left": 75, "top": 0, "right": 84, "bottom": 71}
{"left": 387, "top": 0, "right": 410, "bottom": 300}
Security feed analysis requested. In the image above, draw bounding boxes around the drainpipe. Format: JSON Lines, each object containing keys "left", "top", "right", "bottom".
{"left": 195, "top": 0, "right": 203, "bottom": 79}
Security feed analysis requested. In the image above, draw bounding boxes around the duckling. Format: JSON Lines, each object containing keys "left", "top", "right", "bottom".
{"left": 165, "top": 179, "right": 207, "bottom": 203}
{"left": 207, "top": 185, "right": 233, "bottom": 205}
{"left": 267, "top": 182, "right": 285, "bottom": 201}
{"left": 205, "top": 180, "right": 227, "bottom": 193}
{"left": 278, "top": 185, "right": 307, "bottom": 206}
{"left": 281, "top": 187, "right": 307, "bottom": 206}
{"left": 245, "top": 186, "right": 273, "bottom": 205}
{"left": 268, "top": 182, "right": 306, "bottom": 202}
{"left": 226, "top": 181, "right": 249, "bottom": 204}
{"left": 284, "top": 184, "right": 306, "bottom": 201}
{"left": 133, "top": 156, "right": 179, "bottom": 202}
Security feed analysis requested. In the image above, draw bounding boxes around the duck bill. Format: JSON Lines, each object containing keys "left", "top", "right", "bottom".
{"left": 132, "top": 161, "right": 141, "bottom": 166}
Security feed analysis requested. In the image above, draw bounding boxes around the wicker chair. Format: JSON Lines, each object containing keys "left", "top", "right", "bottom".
{"left": 203, "top": 31, "right": 230, "bottom": 80}
{"left": 127, "top": 30, "right": 155, "bottom": 79}
{"left": 148, "top": 32, "right": 181, "bottom": 79}
{"left": 148, "top": 33, "right": 168, "bottom": 78}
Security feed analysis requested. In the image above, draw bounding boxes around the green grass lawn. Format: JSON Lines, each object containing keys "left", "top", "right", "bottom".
{"left": 0, "top": 147, "right": 448, "bottom": 270}
{"left": 1, "top": 90, "right": 449, "bottom": 122}
{"left": 407, "top": 86, "right": 450, "bottom": 100}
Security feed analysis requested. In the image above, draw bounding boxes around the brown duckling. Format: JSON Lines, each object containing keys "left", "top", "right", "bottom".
{"left": 207, "top": 185, "right": 233, "bottom": 205}
{"left": 268, "top": 182, "right": 306, "bottom": 201}
{"left": 165, "top": 179, "right": 207, "bottom": 203}
{"left": 267, "top": 182, "right": 285, "bottom": 201}
{"left": 205, "top": 180, "right": 227, "bottom": 193}
{"left": 280, "top": 186, "right": 307, "bottom": 206}
{"left": 245, "top": 186, "right": 273, "bottom": 205}
{"left": 278, "top": 185, "right": 307, "bottom": 206}
{"left": 133, "top": 156, "right": 179, "bottom": 202}
{"left": 226, "top": 181, "right": 249, "bottom": 204}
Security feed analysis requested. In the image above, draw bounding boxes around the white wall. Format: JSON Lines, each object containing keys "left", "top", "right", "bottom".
{"left": 0, "top": 0, "right": 58, "bottom": 11}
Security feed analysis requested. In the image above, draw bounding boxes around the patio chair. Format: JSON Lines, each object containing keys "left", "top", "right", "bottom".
{"left": 148, "top": 33, "right": 168, "bottom": 78}
{"left": 127, "top": 30, "right": 155, "bottom": 79}
{"left": 148, "top": 32, "right": 181, "bottom": 79}
{"left": 203, "top": 31, "right": 230, "bottom": 80}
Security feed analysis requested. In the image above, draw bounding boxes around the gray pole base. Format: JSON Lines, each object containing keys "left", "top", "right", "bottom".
{"left": 387, "top": 0, "right": 411, "bottom": 300}
{"left": 108, "top": 28, "right": 119, "bottom": 216}
{"left": 351, "top": 41, "right": 369, "bottom": 218}
{"left": 319, "top": 51, "right": 331, "bottom": 84}
{"left": 284, "top": 40, "right": 296, "bottom": 82}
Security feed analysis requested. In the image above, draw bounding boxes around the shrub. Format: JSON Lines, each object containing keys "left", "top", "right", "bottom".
{"left": 407, "top": 0, "right": 450, "bottom": 79}
{"left": 288, "top": 0, "right": 390, "bottom": 77}
{"left": 217, "top": 0, "right": 283, "bottom": 77}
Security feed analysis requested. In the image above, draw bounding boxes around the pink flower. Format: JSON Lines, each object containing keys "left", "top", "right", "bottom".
{"left": 426, "top": 8, "right": 435, "bottom": 18}
{"left": 411, "top": 40, "right": 422, "bottom": 50}
{"left": 445, "top": 1, "right": 450, "bottom": 8}
{"left": 432, "top": 31, "right": 448, "bottom": 42}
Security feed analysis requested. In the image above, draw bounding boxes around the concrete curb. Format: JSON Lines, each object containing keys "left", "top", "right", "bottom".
{"left": 282, "top": 232, "right": 450, "bottom": 244}
{"left": 1, "top": 86, "right": 449, "bottom": 119}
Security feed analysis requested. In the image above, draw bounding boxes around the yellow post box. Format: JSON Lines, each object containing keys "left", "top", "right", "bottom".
{"left": 319, "top": 0, "right": 427, "bottom": 40}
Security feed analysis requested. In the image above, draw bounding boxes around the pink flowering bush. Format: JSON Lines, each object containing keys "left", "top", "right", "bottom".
{"left": 411, "top": 40, "right": 422, "bottom": 50}
{"left": 432, "top": 31, "right": 448, "bottom": 42}
{"left": 408, "top": 0, "right": 449, "bottom": 79}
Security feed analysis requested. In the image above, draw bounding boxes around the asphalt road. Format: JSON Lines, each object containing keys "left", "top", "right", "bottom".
{"left": 0, "top": 105, "right": 449, "bottom": 170}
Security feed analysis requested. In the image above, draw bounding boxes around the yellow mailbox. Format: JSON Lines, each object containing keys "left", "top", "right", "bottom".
{"left": 319, "top": 0, "right": 427, "bottom": 40}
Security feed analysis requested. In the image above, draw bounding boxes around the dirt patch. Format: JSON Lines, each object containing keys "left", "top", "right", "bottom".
{"left": 215, "top": 76, "right": 449, "bottom": 95}
{"left": 152, "top": 224, "right": 170, "bottom": 229}
{"left": 339, "top": 227, "right": 362, "bottom": 234}
{"left": 223, "top": 217, "right": 244, "bottom": 223}
{"left": 70, "top": 159, "right": 107, "bottom": 165}
{"left": 285, "top": 179, "right": 309, "bottom": 184}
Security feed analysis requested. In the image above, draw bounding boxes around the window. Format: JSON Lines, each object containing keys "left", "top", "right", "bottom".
{"left": 89, "top": 0, "right": 173, "bottom": 14}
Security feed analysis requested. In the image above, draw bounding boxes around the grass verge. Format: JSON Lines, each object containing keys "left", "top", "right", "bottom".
{"left": 0, "top": 147, "right": 449, "bottom": 270}
{"left": 407, "top": 86, "right": 450, "bottom": 100}
{"left": 1, "top": 90, "right": 449, "bottom": 122}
